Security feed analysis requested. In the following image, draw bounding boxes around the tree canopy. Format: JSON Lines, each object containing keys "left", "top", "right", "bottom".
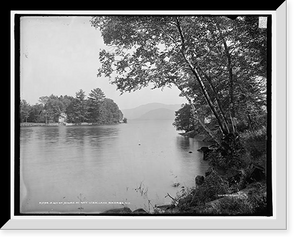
{"left": 91, "top": 15, "right": 267, "bottom": 143}
{"left": 20, "top": 88, "right": 123, "bottom": 124}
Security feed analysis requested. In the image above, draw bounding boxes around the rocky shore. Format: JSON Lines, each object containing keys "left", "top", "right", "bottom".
{"left": 101, "top": 161, "right": 266, "bottom": 216}
{"left": 100, "top": 134, "right": 267, "bottom": 216}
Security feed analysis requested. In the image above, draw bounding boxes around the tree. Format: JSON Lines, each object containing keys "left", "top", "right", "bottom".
{"left": 27, "top": 103, "right": 44, "bottom": 123}
{"left": 74, "top": 89, "right": 88, "bottom": 123}
{"left": 173, "top": 104, "right": 195, "bottom": 132}
{"left": 20, "top": 99, "right": 31, "bottom": 122}
{"left": 37, "top": 95, "right": 65, "bottom": 123}
{"left": 97, "top": 98, "right": 123, "bottom": 124}
{"left": 65, "top": 96, "right": 77, "bottom": 123}
{"left": 21, "top": 88, "right": 123, "bottom": 125}
{"left": 58, "top": 95, "right": 73, "bottom": 112}
{"left": 91, "top": 16, "right": 267, "bottom": 144}
{"left": 87, "top": 88, "right": 106, "bottom": 122}
{"left": 45, "top": 95, "right": 64, "bottom": 122}
{"left": 89, "top": 88, "right": 106, "bottom": 103}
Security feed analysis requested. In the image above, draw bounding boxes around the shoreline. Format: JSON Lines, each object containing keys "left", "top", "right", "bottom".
{"left": 20, "top": 122, "right": 123, "bottom": 127}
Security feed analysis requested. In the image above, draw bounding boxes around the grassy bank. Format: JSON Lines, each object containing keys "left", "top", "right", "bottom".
{"left": 163, "top": 128, "right": 268, "bottom": 215}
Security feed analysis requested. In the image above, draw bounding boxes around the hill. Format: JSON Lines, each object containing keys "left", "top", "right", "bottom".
{"left": 136, "top": 108, "right": 176, "bottom": 120}
{"left": 122, "top": 103, "right": 181, "bottom": 120}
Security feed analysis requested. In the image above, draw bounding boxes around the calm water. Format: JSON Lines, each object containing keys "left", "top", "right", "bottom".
{"left": 20, "top": 120, "right": 209, "bottom": 213}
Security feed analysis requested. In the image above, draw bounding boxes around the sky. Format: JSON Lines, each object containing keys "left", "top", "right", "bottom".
{"left": 20, "top": 16, "right": 186, "bottom": 110}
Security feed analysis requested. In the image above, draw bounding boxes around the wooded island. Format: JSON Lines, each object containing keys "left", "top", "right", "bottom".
{"left": 20, "top": 88, "right": 125, "bottom": 125}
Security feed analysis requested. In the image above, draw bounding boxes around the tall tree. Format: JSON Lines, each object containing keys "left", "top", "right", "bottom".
{"left": 74, "top": 89, "right": 88, "bottom": 123}
{"left": 87, "top": 88, "right": 106, "bottom": 122}
{"left": 101, "top": 98, "right": 123, "bottom": 123}
{"left": 27, "top": 103, "right": 44, "bottom": 123}
{"left": 89, "top": 88, "right": 106, "bottom": 103}
{"left": 20, "top": 99, "right": 31, "bottom": 123}
{"left": 45, "top": 95, "right": 64, "bottom": 122}
{"left": 91, "top": 16, "right": 267, "bottom": 143}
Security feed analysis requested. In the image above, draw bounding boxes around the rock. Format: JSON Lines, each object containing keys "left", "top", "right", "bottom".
{"left": 156, "top": 204, "right": 172, "bottom": 209}
{"left": 103, "top": 207, "right": 132, "bottom": 214}
{"left": 195, "top": 175, "right": 205, "bottom": 187}
{"left": 172, "top": 182, "right": 180, "bottom": 187}
{"left": 205, "top": 167, "right": 213, "bottom": 177}
{"left": 132, "top": 208, "right": 148, "bottom": 214}
{"left": 197, "top": 146, "right": 213, "bottom": 160}
{"left": 246, "top": 163, "right": 265, "bottom": 183}
{"left": 189, "top": 151, "right": 193, "bottom": 153}
{"left": 155, "top": 204, "right": 174, "bottom": 213}
{"left": 227, "top": 170, "right": 243, "bottom": 187}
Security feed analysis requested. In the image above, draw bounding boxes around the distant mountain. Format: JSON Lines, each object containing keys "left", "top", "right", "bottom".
{"left": 122, "top": 103, "right": 182, "bottom": 120}
{"left": 136, "top": 108, "right": 176, "bottom": 120}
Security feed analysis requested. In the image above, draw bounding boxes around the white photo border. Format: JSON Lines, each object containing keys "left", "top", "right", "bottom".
{"left": 5, "top": 3, "right": 287, "bottom": 229}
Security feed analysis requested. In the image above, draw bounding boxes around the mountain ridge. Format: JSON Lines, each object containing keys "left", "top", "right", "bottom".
{"left": 135, "top": 108, "right": 176, "bottom": 120}
{"left": 122, "top": 103, "right": 182, "bottom": 120}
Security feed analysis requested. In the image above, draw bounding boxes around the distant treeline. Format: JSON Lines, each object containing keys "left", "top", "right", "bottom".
{"left": 20, "top": 88, "right": 124, "bottom": 124}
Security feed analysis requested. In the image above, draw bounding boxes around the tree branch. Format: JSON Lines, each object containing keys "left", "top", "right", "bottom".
{"left": 213, "top": 18, "right": 236, "bottom": 125}
{"left": 173, "top": 82, "right": 222, "bottom": 146}
{"left": 175, "top": 17, "right": 228, "bottom": 136}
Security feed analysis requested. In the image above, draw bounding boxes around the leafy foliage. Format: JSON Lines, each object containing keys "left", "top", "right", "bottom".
{"left": 20, "top": 99, "right": 31, "bottom": 122}
{"left": 21, "top": 88, "right": 123, "bottom": 124}
{"left": 173, "top": 104, "right": 195, "bottom": 132}
{"left": 91, "top": 16, "right": 267, "bottom": 144}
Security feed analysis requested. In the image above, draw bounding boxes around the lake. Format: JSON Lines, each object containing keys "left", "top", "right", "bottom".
{"left": 20, "top": 120, "right": 209, "bottom": 213}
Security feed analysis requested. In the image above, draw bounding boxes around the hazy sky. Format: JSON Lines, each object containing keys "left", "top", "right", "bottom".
{"left": 20, "top": 16, "right": 186, "bottom": 110}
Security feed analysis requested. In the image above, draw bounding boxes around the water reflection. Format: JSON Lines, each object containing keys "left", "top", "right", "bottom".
{"left": 20, "top": 121, "right": 209, "bottom": 213}
{"left": 176, "top": 136, "right": 191, "bottom": 151}
{"left": 64, "top": 126, "right": 119, "bottom": 146}
{"left": 32, "top": 127, "right": 60, "bottom": 144}
{"left": 20, "top": 127, "right": 33, "bottom": 142}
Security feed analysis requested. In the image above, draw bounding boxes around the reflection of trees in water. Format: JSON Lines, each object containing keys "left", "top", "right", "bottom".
{"left": 65, "top": 126, "right": 120, "bottom": 147}
{"left": 33, "top": 127, "right": 60, "bottom": 144}
{"left": 20, "top": 127, "right": 34, "bottom": 142}
{"left": 176, "top": 136, "right": 191, "bottom": 151}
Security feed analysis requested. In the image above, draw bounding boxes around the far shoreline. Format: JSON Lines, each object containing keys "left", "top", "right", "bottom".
{"left": 20, "top": 121, "right": 124, "bottom": 127}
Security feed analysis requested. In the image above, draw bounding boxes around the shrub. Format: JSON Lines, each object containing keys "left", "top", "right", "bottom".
{"left": 176, "top": 170, "right": 229, "bottom": 212}
{"left": 206, "top": 197, "right": 253, "bottom": 215}
{"left": 241, "top": 127, "right": 267, "bottom": 159}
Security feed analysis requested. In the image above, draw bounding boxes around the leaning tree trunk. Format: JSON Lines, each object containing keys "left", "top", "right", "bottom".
{"left": 175, "top": 17, "right": 230, "bottom": 137}
{"left": 214, "top": 18, "right": 237, "bottom": 134}
{"left": 174, "top": 83, "right": 222, "bottom": 146}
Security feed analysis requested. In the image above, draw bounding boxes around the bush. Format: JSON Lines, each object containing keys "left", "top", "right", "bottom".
{"left": 176, "top": 170, "right": 229, "bottom": 212}
{"left": 203, "top": 196, "right": 264, "bottom": 215}
{"left": 241, "top": 127, "right": 267, "bottom": 159}
{"left": 203, "top": 182, "right": 267, "bottom": 215}
{"left": 206, "top": 197, "right": 254, "bottom": 215}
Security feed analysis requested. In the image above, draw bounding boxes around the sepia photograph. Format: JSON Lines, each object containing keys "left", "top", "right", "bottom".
{"left": 18, "top": 14, "right": 272, "bottom": 217}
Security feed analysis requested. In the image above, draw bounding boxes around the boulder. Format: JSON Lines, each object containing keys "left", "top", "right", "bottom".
{"left": 198, "top": 146, "right": 213, "bottom": 160}
{"left": 246, "top": 163, "right": 265, "bottom": 183}
{"left": 205, "top": 167, "right": 214, "bottom": 177}
{"left": 103, "top": 207, "right": 132, "bottom": 214}
{"left": 227, "top": 170, "right": 243, "bottom": 187}
{"left": 154, "top": 204, "right": 178, "bottom": 214}
{"left": 195, "top": 175, "right": 205, "bottom": 187}
{"left": 172, "top": 182, "right": 180, "bottom": 187}
{"left": 197, "top": 146, "right": 209, "bottom": 152}
{"left": 132, "top": 208, "right": 148, "bottom": 214}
